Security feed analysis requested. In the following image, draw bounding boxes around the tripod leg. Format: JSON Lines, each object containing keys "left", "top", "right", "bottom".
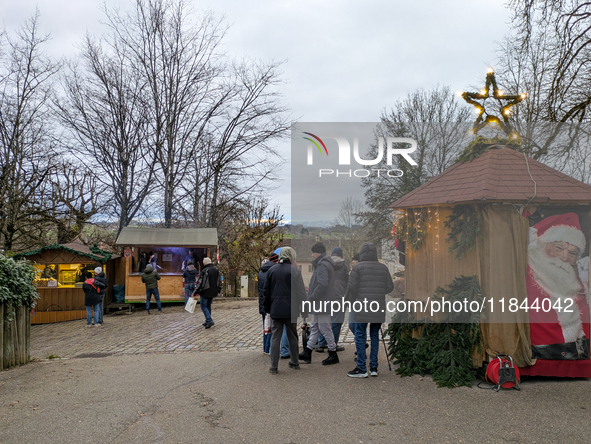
{"left": 381, "top": 326, "right": 392, "bottom": 371}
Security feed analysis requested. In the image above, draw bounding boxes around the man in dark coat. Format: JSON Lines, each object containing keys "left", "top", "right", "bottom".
{"left": 94, "top": 266, "right": 108, "bottom": 325}
{"left": 263, "top": 247, "right": 306, "bottom": 374}
{"left": 317, "top": 247, "right": 349, "bottom": 352}
{"left": 142, "top": 264, "right": 162, "bottom": 314}
{"left": 183, "top": 261, "right": 199, "bottom": 305}
{"left": 299, "top": 242, "right": 340, "bottom": 366}
{"left": 346, "top": 242, "right": 394, "bottom": 378}
{"left": 258, "top": 253, "right": 279, "bottom": 354}
{"left": 196, "top": 257, "right": 221, "bottom": 328}
{"left": 83, "top": 272, "right": 105, "bottom": 327}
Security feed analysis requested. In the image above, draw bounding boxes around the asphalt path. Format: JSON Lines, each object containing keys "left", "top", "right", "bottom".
{"left": 1, "top": 347, "right": 590, "bottom": 443}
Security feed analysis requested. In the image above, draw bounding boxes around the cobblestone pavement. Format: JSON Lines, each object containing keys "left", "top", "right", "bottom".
{"left": 30, "top": 299, "right": 358, "bottom": 359}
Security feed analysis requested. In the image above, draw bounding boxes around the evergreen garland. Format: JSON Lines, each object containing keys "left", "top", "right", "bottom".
{"left": 13, "top": 243, "right": 112, "bottom": 263}
{"left": 388, "top": 275, "right": 483, "bottom": 388}
{"left": 444, "top": 204, "right": 481, "bottom": 260}
{"left": 457, "top": 136, "right": 521, "bottom": 163}
{"left": 395, "top": 208, "right": 429, "bottom": 251}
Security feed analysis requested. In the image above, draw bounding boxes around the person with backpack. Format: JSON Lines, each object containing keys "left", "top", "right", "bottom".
{"left": 83, "top": 272, "right": 105, "bottom": 327}
{"left": 194, "top": 257, "right": 221, "bottom": 329}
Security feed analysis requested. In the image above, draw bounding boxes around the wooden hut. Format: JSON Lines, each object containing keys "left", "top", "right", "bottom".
{"left": 14, "top": 243, "right": 118, "bottom": 324}
{"left": 114, "top": 227, "right": 218, "bottom": 303}
{"left": 391, "top": 146, "right": 591, "bottom": 378}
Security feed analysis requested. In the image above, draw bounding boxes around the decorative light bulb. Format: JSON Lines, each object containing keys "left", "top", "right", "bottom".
{"left": 480, "top": 90, "right": 486, "bottom": 95}
{"left": 520, "top": 93, "right": 527, "bottom": 99}
{"left": 487, "top": 68, "right": 494, "bottom": 74}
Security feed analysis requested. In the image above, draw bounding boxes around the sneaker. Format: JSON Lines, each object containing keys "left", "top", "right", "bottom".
{"left": 269, "top": 367, "right": 278, "bottom": 375}
{"left": 336, "top": 345, "right": 345, "bottom": 352}
{"left": 95, "top": 323, "right": 102, "bottom": 328}
{"left": 289, "top": 362, "right": 300, "bottom": 370}
{"left": 157, "top": 311, "right": 162, "bottom": 315}
{"left": 280, "top": 355, "right": 290, "bottom": 359}
{"left": 86, "top": 324, "right": 92, "bottom": 328}
{"left": 369, "top": 368, "right": 378, "bottom": 377}
{"left": 347, "top": 367, "right": 369, "bottom": 378}
{"left": 146, "top": 310, "right": 151, "bottom": 315}
{"left": 202, "top": 322, "right": 208, "bottom": 327}
{"left": 204, "top": 323, "right": 212, "bottom": 329}
{"left": 315, "top": 346, "right": 327, "bottom": 353}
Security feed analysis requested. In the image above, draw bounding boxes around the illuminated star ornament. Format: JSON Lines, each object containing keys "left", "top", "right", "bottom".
{"left": 461, "top": 69, "right": 526, "bottom": 137}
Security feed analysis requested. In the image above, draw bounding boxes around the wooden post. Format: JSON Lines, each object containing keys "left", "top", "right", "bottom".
{"left": 3, "top": 303, "right": 14, "bottom": 368}
{"left": 0, "top": 303, "right": 4, "bottom": 369}
{"left": 25, "top": 305, "right": 30, "bottom": 364}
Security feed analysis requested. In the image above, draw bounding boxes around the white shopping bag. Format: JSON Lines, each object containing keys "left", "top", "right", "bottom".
{"left": 263, "top": 313, "right": 271, "bottom": 333}
{"left": 185, "top": 296, "right": 197, "bottom": 313}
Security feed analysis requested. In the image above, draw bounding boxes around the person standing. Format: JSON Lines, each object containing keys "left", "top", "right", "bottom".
{"left": 346, "top": 242, "right": 394, "bottom": 378}
{"left": 94, "top": 266, "right": 108, "bottom": 325}
{"left": 317, "top": 247, "right": 349, "bottom": 353}
{"left": 142, "top": 264, "right": 162, "bottom": 314}
{"left": 258, "top": 253, "right": 279, "bottom": 353}
{"left": 83, "top": 272, "right": 105, "bottom": 327}
{"left": 263, "top": 247, "right": 306, "bottom": 374}
{"left": 183, "top": 261, "right": 199, "bottom": 305}
{"left": 196, "top": 257, "right": 221, "bottom": 328}
{"left": 299, "top": 242, "right": 340, "bottom": 366}
{"left": 182, "top": 250, "right": 196, "bottom": 271}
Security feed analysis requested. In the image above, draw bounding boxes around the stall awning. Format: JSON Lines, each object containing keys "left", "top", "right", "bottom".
{"left": 115, "top": 227, "right": 218, "bottom": 247}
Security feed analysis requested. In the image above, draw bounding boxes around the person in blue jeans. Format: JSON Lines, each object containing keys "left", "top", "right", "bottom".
{"left": 258, "top": 253, "right": 279, "bottom": 353}
{"left": 345, "top": 243, "right": 393, "bottom": 378}
{"left": 197, "top": 257, "right": 222, "bottom": 328}
{"left": 141, "top": 265, "right": 162, "bottom": 314}
{"left": 83, "top": 272, "right": 105, "bottom": 327}
{"left": 354, "top": 322, "right": 381, "bottom": 375}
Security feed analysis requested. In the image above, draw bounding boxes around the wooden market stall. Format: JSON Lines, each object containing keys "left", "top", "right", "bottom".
{"left": 14, "top": 243, "right": 118, "bottom": 324}
{"left": 390, "top": 145, "right": 591, "bottom": 379}
{"left": 115, "top": 227, "right": 218, "bottom": 303}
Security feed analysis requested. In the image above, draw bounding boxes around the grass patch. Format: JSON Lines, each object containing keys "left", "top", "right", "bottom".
{"left": 46, "top": 354, "right": 60, "bottom": 360}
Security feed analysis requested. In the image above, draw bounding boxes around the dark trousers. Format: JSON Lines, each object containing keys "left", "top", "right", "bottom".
{"left": 270, "top": 318, "right": 298, "bottom": 369}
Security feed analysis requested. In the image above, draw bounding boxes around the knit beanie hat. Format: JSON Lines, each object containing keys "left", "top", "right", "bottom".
{"left": 331, "top": 247, "right": 343, "bottom": 258}
{"left": 268, "top": 253, "right": 279, "bottom": 263}
{"left": 311, "top": 242, "right": 326, "bottom": 254}
{"left": 94, "top": 266, "right": 103, "bottom": 274}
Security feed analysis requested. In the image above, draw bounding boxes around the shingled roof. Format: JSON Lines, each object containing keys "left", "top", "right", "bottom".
{"left": 391, "top": 147, "right": 591, "bottom": 208}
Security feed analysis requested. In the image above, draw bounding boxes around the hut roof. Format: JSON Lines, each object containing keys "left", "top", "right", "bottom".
{"left": 115, "top": 227, "right": 218, "bottom": 247}
{"left": 391, "top": 147, "right": 591, "bottom": 208}
{"left": 14, "top": 243, "right": 117, "bottom": 263}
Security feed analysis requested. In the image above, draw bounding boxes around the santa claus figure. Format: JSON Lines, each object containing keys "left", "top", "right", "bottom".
{"left": 522, "top": 212, "right": 591, "bottom": 378}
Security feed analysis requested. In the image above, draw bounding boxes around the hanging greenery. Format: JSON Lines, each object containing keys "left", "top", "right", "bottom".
{"left": 387, "top": 275, "right": 483, "bottom": 388}
{"left": 444, "top": 204, "right": 481, "bottom": 260}
{"left": 13, "top": 243, "right": 112, "bottom": 263}
{"left": 457, "top": 136, "right": 522, "bottom": 163}
{"left": 395, "top": 208, "right": 429, "bottom": 251}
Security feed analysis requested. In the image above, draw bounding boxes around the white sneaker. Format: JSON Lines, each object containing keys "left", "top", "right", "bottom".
{"left": 369, "top": 368, "right": 378, "bottom": 377}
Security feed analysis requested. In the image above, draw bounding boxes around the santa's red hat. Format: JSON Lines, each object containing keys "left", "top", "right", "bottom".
{"left": 531, "top": 212, "right": 586, "bottom": 251}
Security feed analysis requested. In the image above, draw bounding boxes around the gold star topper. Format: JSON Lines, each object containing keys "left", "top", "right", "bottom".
{"left": 461, "top": 68, "right": 526, "bottom": 137}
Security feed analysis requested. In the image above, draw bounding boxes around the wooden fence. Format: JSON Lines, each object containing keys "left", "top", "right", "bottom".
{"left": 0, "top": 303, "right": 31, "bottom": 369}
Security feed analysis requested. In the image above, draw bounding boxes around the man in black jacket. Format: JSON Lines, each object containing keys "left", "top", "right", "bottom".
{"left": 346, "top": 242, "right": 394, "bottom": 378}
{"left": 197, "top": 257, "right": 221, "bottom": 328}
{"left": 299, "top": 242, "right": 340, "bottom": 366}
{"left": 83, "top": 272, "right": 105, "bottom": 327}
{"left": 263, "top": 247, "right": 306, "bottom": 374}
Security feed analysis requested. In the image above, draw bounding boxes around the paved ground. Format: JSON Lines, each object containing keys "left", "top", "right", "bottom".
{"left": 30, "top": 299, "right": 356, "bottom": 359}
{"left": 0, "top": 298, "right": 589, "bottom": 443}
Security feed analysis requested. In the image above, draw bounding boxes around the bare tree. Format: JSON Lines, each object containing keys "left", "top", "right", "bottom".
{"left": 101, "top": 0, "right": 231, "bottom": 228}
{"left": 360, "top": 85, "right": 471, "bottom": 244}
{"left": 56, "top": 33, "right": 154, "bottom": 238}
{"left": 0, "top": 11, "right": 60, "bottom": 251}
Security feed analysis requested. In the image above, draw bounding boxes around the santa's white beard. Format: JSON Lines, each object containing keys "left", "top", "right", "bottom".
{"left": 528, "top": 242, "right": 585, "bottom": 342}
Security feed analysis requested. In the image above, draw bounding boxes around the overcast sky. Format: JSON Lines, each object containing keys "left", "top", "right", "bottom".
{"left": 4, "top": 0, "right": 513, "bottom": 224}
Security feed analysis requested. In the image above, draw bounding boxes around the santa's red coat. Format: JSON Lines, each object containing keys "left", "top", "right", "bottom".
{"left": 520, "top": 265, "right": 591, "bottom": 377}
